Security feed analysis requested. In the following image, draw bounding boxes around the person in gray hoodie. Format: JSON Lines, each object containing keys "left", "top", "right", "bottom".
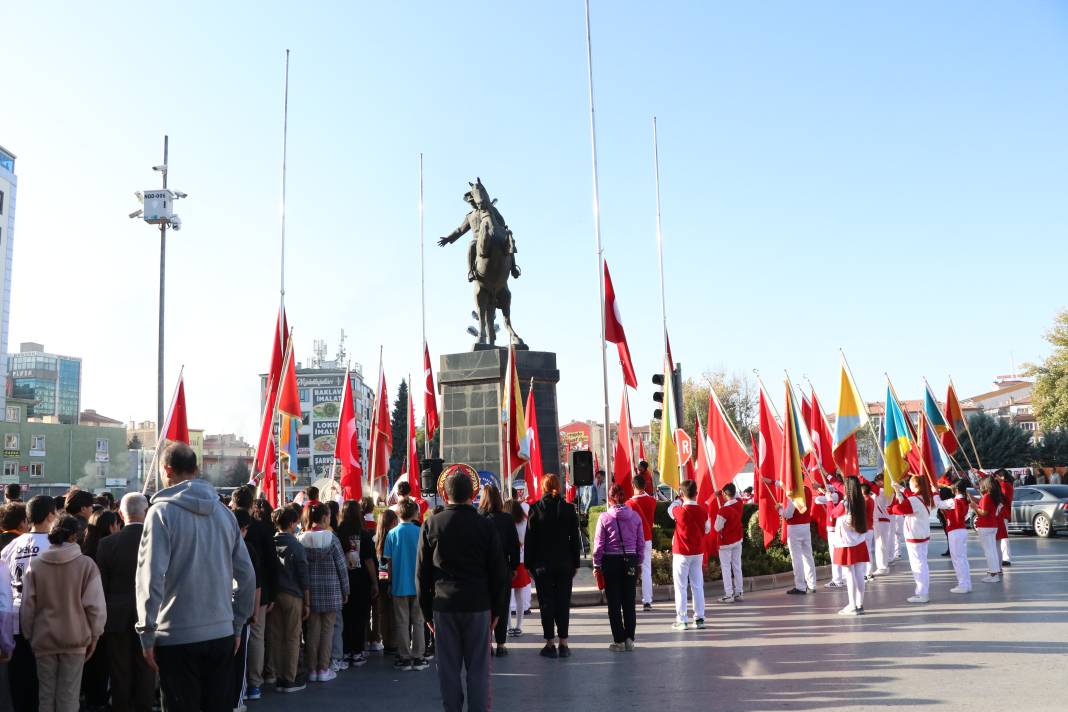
{"left": 135, "top": 442, "right": 255, "bottom": 712}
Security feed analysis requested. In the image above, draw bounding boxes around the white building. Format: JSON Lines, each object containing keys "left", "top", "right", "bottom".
{"left": 0, "top": 146, "right": 16, "bottom": 415}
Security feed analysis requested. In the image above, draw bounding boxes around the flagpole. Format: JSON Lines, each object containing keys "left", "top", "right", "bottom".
{"left": 275, "top": 332, "right": 294, "bottom": 506}
{"left": 753, "top": 370, "right": 783, "bottom": 423}
{"left": 369, "top": 345, "right": 383, "bottom": 498}
{"left": 280, "top": 49, "right": 290, "bottom": 308}
{"left": 583, "top": 0, "right": 613, "bottom": 482}
{"left": 839, "top": 350, "right": 886, "bottom": 470}
{"left": 948, "top": 375, "right": 984, "bottom": 470}
{"left": 419, "top": 154, "right": 430, "bottom": 461}
{"left": 407, "top": 371, "right": 413, "bottom": 485}
{"left": 653, "top": 117, "right": 669, "bottom": 355}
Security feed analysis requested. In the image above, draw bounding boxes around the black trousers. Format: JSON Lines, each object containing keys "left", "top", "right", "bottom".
{"left": 155, "top": 635, "right": 234, "bottom": 712}
{"left": 492, "top": 584, "right": 511, "bottom": 645}
{"left": 532, "top": 568, "right": 574, "bottom": 641}
{"left": 8, "top": 634, "right": 37, "bottom": 712}
{"left": 230, "top": 625, "right": 250, "bottom": 709}
{"left": 105, "top": 630, "right": 155, "bottom": 712}
{"left": 82, "top": 632, "right": 109, "bottom": 706}
{"left": 342, "top": 574, "right": 371, "bottom": 656}
{"left": 602, "top": 555, "right": 637, "bottom": 643}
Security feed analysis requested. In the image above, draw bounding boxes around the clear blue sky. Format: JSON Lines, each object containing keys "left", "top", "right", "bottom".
{"left": 3, "top": 1, "right": 1067, "bottom": 440}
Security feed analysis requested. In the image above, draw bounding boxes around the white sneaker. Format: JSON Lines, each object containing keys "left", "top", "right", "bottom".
{"left": 332, "top": 659, "right": 349, "bottom": 671}
{"left": 318, "top": 669, "right": 337, "bottom": 682}
{"left": 670, "top": 621, "right": 689, "bottom": 631}
{"left": 718, "top": 595, "right": 735, "bottom": 603}
{"left": 825, "top": 581, "right": 845, "bottom": 589}
{"left": 368, "top": 641, "right": 384, "bottom": 652}
{"left": 308, "top": 670, "right": 320, "bottom": 682}
{"left": 874, "top": 569, "right": 890, "bottom": 576}
{"left": 837, "top": 605, "right": 858, "bottom": 616}
{"left": 982, "top": 574, "right": 1001, "bottom": 583}
{"left": 950, "top": 586, "right": 971, "bottom": 594}
{"left": 608, "top": 642, "right": 625, "bottom": 652}
{"left": 906, "top": 595, "right": 929, "bottom": 604}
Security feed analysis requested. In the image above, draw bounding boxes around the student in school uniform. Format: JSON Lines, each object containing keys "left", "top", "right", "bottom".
{"left": 887, "top": 476, "right": 933, "bottom": 604}
{"left": 714, "top": 484, "right": 744, "bottom": 603}
{"left": 625, "top": 474, "right": 657, "bottom": 612}
{"left": 815, "top": 476, "right": 847, "bottom": 589}
{"left": 996, "top": 469, "right": 1014, "bottom": 568}
{"left": 829, "top": 476, "right": 870, "bottom": 615}
{"left": 859, "top": 482, "right": 876, "bottom": 581}
{"left": 870, "top": 477, "right": 892, "bottom": 575}
{"left": 936, "top": 479, "right": 972, "bottom": 594}
{"left": 667, "top": 480, "right": 709, "bottom": 630}
{"left": 777, "top": 485, "right": 816, "bottom": 595}
{"left": 970, "top": 475, "right": 1004, "bottom": 583}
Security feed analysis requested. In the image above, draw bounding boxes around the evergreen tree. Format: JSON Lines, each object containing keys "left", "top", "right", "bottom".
{"left": 388, "top": 379, "right": 409, "bottom": 481}
{"left": 128, "top": 435, "right": 143, "bottom": 450}
{"left": 956, "top": 412, "right": 1034, "bottom": 469}
{"left": 1034, "top": 429, "right": 1068, "bottom": 468}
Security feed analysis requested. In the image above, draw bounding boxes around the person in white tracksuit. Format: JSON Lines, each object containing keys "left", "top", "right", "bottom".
{"left": 935, "top": 480, "right": 972, "bottom": 593}
{"left": 871, "top": 479, "right": 893, "bottom": 575}
{"left": 777, "top": 486, "right": 817, "bottom": 595}
{"left": 888, "top": 476, "right": 933, "bottom": 604}
{"left": 815, "top": 479, "right": 846, "bottom": 589}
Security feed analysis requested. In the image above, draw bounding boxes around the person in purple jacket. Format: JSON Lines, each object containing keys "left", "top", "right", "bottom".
{"left": 592, "top": 484, "right": 645, "bottom": 652}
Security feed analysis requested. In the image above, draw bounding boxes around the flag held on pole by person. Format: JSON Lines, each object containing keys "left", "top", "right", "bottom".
{"left": 613, "top": 387, "right": 636, "bottom": 497}
{"left": 807, "top": 388, "right": 835, "bottom": 484}
{"left": 706, "top": 388, "right": 751, "bottom": 491}
{"left": 335, "top": 370, "right": 362, "bottom": 501}
{"left": 883, "top": 385, "right": 913, "bottom": 483}
{"left": 162, "top": 371, "right": 189, "bottom": 445}
{"left": 943, "top": 381, "right": 966, "bottom": 455}
{"left": 918, "top": 411, "right": 953, "bottom": 488}
{"left": 832, "top": 355, "right": 868, "bottom": 475}
{"left": 603, "top": 260, "right": 638, "bottom": 389}
{"left": 406, "top": 382, "right": 421, "bottom": 498}
{"left": 657, "top": 355, "right": 680, "bottom": 490}
{"left": 524, "top": 380, "right": 543, "bottom": 503}
{"left": 504, "top": 343, "right": 531, "bottom": 475}
{"left": 779, "top": 382, "right": 808, "bottom": 512}
{"left": 368, "top": 367, "right": 392, "bottom": 485}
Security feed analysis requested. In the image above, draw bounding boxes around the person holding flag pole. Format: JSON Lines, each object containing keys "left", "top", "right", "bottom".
{"left": 142, "top": 367, "right": 189, "bottom": 496}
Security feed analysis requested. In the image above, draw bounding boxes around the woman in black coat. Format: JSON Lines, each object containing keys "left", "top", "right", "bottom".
{"left": 479, "top": 484, "right": 520, "bottom": 656}
{"left": 524, "top": 474, "right": 581, "bottom": 658}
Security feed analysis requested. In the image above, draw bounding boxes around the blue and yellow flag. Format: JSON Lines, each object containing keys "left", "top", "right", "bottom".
{"left": 780, "top": 383, "right": 808, "bottom": 511}
{"left": 279, "top": 414, "right": 300, "bottom": 483}
{"left": 883, "top": 386, "right": 913, "bottom": 483}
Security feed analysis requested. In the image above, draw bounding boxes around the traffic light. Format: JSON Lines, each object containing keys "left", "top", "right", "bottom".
{"left": 652, "top": 373, "right": 665, "bottom": 420}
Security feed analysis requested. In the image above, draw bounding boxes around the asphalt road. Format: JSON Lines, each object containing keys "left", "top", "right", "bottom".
{"left": 252, "top": 532, "right": 1068, "bottom": 712}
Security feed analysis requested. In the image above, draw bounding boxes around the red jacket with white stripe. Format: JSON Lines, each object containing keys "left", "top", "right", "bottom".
{"left": 714, "top": 498, "right": 744, "bottom": 547}
{"left": 669, "top": 501, "right": 710, "bottom": 556}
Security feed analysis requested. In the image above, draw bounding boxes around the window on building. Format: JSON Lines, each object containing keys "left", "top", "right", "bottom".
{"left": 2, "top": 462, "right": 15, "bottom": 478}
{"left": 5, "top": 406, "right": 18, "bottom": 423}
{"left": 29, "top": 463, "right": 42, "bottom": 479}
{"left": 0, "top": 190, "right": 4, "bottom": 214}
{"left": 97, "top": 463, "right": 107, "bottom": 478}
{"left": 3, "top": 434, "right": 17, "bottom": 451}
{"left": 30, "top": 435, "right": 44, "bottom": 453}
{"left": 96, "top": 438, "right": 109, "bottom": 453}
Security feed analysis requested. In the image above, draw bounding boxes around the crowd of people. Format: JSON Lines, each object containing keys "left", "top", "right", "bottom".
{"left": 0, "top": 438, "right": 1025, "bottom": 712}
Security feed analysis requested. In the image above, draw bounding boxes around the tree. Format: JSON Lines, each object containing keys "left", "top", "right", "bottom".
{"left": 1034, "top": 429, "right": 1068, "bottom": 468}
{"left": 956, "top": 412, "right": 1034, "bottom": 469}
{"left": 1028, "top": 309, "right": 1068, "bottom": 431}
{"left": 653, "top": 369, "right": 758, "bottom": 456}
{"left": 128, "top": 435, "right": 142, "bottom": 450}
{"left": 227, "top": 461, "right": 252, "bottom": 488}
{"left": 388, "top": 379, "right": 409, "bottom": 481}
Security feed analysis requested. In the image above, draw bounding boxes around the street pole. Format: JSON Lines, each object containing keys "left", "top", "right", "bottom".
{"left": 157, "top": 136, "right": 168, "bottom": 444}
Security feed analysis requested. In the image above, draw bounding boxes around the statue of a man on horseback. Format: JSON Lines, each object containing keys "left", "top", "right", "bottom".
{"left": 438, "top": 178, "right": 525, "bottom": 348}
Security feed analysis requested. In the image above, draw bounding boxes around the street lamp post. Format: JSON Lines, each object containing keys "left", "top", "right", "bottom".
{"left": 129, "top": 135, "right": 186, "bottom": 449}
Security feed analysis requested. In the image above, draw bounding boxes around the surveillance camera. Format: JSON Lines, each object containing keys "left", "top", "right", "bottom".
{"left": 128, "top": 209, "right": 143, "bottom": 219}
{"left": 173, "top": 191, "right": 187, "bottom": 199}
{"left": 170, "top": 215, "right": 182, "bottom": 230}
{"left": 152, "top": 165, "right": 167, "bottom": 172}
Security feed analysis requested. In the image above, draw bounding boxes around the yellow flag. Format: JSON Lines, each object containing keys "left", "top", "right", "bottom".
{"left": 658, "top": 357, "right": 680, "bottom": 490}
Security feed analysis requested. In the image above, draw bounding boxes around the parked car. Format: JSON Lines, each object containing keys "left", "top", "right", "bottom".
{"left": 1007, "top": 485, "right": 1068, "bottom": 538}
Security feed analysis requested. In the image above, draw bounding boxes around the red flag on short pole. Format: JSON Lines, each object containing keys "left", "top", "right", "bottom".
{"left": 755, "top": 386, "right": 784, "bottom": 548}
{"left": 406, "top": 384, "right": 421, "bottom": 499}
{"left": 335, "top": 370, "right": 362, "bottom": 501}
{"left": 603, "top": 261, "right": 638, "bottom": 389}
{"left": 612, "top": 387, "right": 636, "bottom": 498}
{"left": 706, "top": 389, "right": 751, "bottom": 491}
{"left": 524, "top": 382, "right": 543, "bottom": 503}
{"left": 276, "top": 338, "right": 301, "bottom": 419}
{"left": 368, "top": 368, "right": 393, "bottom": 491}
{"left": 163, "top": 373, "right": 189, "bottom": 445}
{"left": 423, "top": 342, "right": 439, "bottom": 442}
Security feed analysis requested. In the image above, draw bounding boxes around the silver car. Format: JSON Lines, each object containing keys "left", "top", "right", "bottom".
{"left": 1007, "top": 485, "right": 1068, "bottom": 538}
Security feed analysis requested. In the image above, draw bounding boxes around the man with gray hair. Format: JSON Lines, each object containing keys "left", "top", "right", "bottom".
{"left": 136, "top": 442, "right": 255, "bottom": 711}
{"left": 96, "top": 492, "right": 151, "bottom": 712}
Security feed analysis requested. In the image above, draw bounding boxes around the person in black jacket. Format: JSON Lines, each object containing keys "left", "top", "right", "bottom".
{"left": 525, "top": 473, "right": 581, "bottom": 659}
{"left": 230, "top": 485, "right": 277, "bottom": 699}
{"left": 478, "top": 483, "right": 520, "bottom": 657}
{"left": 417, "top": 471, "right": 507, "bottom": 712}
{"left": 96, "top": 493, "right": 153, "bottom": 712}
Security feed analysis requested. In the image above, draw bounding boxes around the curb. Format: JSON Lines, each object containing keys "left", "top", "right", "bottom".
{"left": 534, "top": 565, "right": 833, "bottom": 608}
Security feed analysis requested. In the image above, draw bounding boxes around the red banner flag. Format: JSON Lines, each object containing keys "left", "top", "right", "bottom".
{"left": 407, "top": 383, "right": 421, "bottom": 499}
{"left": 755, "top": 386, "right": 784, "bottom": 548}
{"left": 807, "top": 388, "right": 835, "bottom": 484}
{"left": 162, "top": 374, "right": 189, "bottom": 445}
{"left": 368, "top": 368, "right": 392, "bottom": 487}
{"left": 613, "top": 387, "right": 636, "bottom": 498}
{"left": 276, "top": 339, "right": 301, "bottom": 419}
{"left": 335, "top": 371, "right": 362, "bottom": 501}
{"left": 524, "top": 383, "right": 543, "bottom": 503}
{"left": 423, "top": 342, "right": 439, "bottom": 442}
{"left": 943, "top": 382, "right": 965, "bottom": 455}
{"left": 693, "top": 414, "right": 715, "bottom": 508}
{"left": 707, "top": 389, "right": 751, "bottom": 491}
{"left": 603, "top": 260, "right": 638, "bottom": 389}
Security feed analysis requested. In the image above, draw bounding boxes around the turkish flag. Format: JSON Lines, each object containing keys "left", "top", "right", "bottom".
{"left": 335, "top": 371, "right": 362, "bottom": 501}
{"left": 406, "top": 385, "right": 421, "bottom": 499}
{"left": 707, "top": 390, "right": 751, "bottom": 491}
{"left": 613, "top": 387, "right": 636, "bottom": 498}
{"left": 368, "top": 368, "right": 392, "bottom": 486}
{"left": 276, "top": 340, "right": 301, "bottom": 419}
{"left": 261, "top": 436, "right": 278, "bottom": 508}
{"left": 163, "top": 375, "right": 189, "bottom": 444}
{"left": 603, "top": 261, "right": 638, "bottom": 389}
{"left": 423, "top": 342, "right": 439, "bottom": 442}
{"left": 807, "top": 388, "right": 835, "bottom": 484}
{"left": 693, "top": 414, "right": 715, "bottom": 508}
{"left": 524, "top": 386, "right": 544, "bottom": 503}
{"left": 755, "top": 386, "right": 783, "bottom": 548}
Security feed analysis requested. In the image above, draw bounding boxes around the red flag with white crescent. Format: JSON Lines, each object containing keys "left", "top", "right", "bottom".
{"left": 423, "top": 342, "right": 439, "bottom": 442}
{"left": 335, "top": 371, "right": 362, "bottom": 501}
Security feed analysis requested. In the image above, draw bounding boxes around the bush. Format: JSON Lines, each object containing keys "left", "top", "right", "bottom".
{"left": 652, "top": 525, "right": 673, "bottom": 552}
{"left": 653, "top": 500, "right": 675, "bottom": 530}
{"left": 587, "top": 505, "right": 606, "bottom": 546}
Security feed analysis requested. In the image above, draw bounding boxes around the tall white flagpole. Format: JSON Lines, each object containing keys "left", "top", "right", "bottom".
{"left": 653, "top": 117, "right": 669, "bottom": 355}
{"left": 275, "top": 50, "right": 291, "bottom": 504}
{"left": 419, "top": 154, "right": 431, "bottom": 462}
{"left": 584, "top": 0, "right": 612, "bottom": 482}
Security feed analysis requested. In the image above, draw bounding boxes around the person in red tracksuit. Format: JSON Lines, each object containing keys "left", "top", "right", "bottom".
{"left": 667, "top": 480, "right": 709, "bottom": 630}
{"left": 996, "top": 469, "right": 1014, "bottom": 567}
{"left": 714, "top": 484, "right": 744, "bottom": 603}
{"left": 625, "top": 475, "right": 657, "bottom": 612}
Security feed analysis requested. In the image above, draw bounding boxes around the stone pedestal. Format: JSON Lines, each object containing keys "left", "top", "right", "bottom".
{"left": 439, "top": 348, "right": 561, "bottom": 481}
